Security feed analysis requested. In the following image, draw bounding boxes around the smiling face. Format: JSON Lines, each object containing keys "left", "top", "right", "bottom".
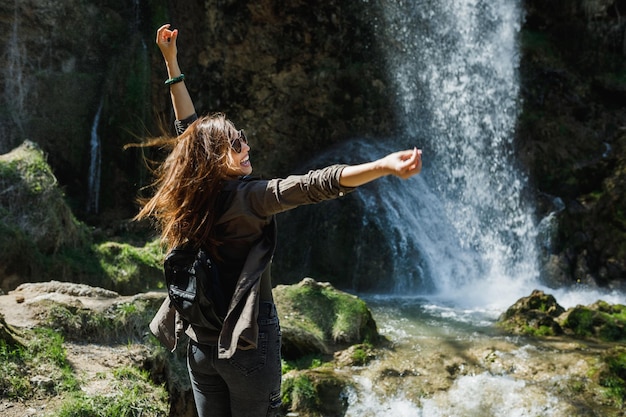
{"left": 225, "top": 129, "right": 252, "bottom": 177}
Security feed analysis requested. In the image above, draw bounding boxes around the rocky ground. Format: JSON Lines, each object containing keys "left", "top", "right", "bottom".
{"left": 2, "top": 283, "right": 626, "bottom": 417}
{"left": 0, "top": 283, "right": 160, "bottom": 417}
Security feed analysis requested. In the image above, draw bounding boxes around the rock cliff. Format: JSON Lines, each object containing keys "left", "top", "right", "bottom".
{"left": 0, "top": 0, "right": 624, "bottom": 290}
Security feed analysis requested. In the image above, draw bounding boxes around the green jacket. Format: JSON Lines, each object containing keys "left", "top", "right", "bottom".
{"left": 151, "top": 162, "right": 355, "bottom": 358}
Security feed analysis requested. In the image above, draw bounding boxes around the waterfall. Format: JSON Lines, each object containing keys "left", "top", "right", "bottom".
{"left": 286, "top": 0, "right": 536, "bottom": 309}
{"left": 86, "top": 99, "right": 103, "bottom": 214}
{"left": 374, "top": 0, "right": 534, "bottom": 307}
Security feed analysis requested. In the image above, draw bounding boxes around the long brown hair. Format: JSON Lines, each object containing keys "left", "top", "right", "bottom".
{"left": 134, "top": 113, "right": 238, "bottom": 252}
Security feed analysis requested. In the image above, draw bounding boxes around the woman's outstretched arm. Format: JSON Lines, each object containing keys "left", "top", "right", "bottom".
{"left": 156, "top": 24, "right": 196, "bottom": 121}
{"left": 339, "top": 147, "right": 422, "bottom": 187}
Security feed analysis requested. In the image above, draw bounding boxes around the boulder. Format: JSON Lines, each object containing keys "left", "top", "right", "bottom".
{"left": 497, "top": 289, "right": 565, "bottom": 336}
{"left": 499, "top": 290, "right": 626, "bottom": 343}
{"left": 560, "top": 300, "right": 626, "bottom": 342}
{"left": 273, "top": 277, "right": 380, "bottom": 359}
{"left": 281, "top": 368, "right": 351, "bottom": 417}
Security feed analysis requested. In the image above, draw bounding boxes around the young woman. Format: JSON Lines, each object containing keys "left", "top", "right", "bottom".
{"left": 143, "top": 23, "right": 422, "bottom": 417}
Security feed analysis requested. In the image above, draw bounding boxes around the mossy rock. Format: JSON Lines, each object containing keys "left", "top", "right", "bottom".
{"left": 0, "top": 141, "right": 165, "bottom": 294}
{"left": 0, "top": 141, "right": 91, "bottom": 290}
{"left": 93, "top": 239, "right": 165, "bottom": 295}
{"left": 560, "top": 301, "right": 626, "bottom": 342}
{"left": 497, "top": 289, "right": 565, "bottom": 336}
{"left": 591, "top": 346, "right": 626, "bottom": 408}
{"left": 281, "top": 367, "right": 351, "bottom": 417}
{"left": 0, "top": 140, "right": 89, "bottom": 253}
{"left": 499, "top": 290, "right": 626, "bottom": 342}
{"left": 273, "top": 278, "right": 380, "bottom": 359}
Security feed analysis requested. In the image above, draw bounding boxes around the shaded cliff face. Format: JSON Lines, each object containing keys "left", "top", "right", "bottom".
{"left": 1, "top": 0, "right": 625, "bottom": 291}
{"left": 164, "top": 0, "right": 395, "bottom": 176}
{"left": 518, "top": 0, "right": 626, "bottom": 286}
{"left": 0, "top": 0, "right": 395, "bottom": 223}
{"left": 0, "top": 0, "right": 156, "bottom": 222}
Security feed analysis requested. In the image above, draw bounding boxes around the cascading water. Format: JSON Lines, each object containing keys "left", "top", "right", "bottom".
{"left": 86, "top": 99, "right": 103, "bottom": 214}
{"left": 301, "top": 0, "right": 537, "bottom": 308}
{"left": 377, "top": 0, "right": 538, "bottom": 307}
{"left": 330, "top": 1, "right": 626, "bottom": 415}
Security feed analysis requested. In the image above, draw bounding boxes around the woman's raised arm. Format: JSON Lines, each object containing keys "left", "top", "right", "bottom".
{"left": 156, "top": 24, "right": 196, "bottom": 121}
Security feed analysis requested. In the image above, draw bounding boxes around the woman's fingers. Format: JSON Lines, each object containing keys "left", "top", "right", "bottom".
{"left": 395, "top": 148, "right": 422, "bottom": 178}
{"left": 156, "top": 24, "right": 171, "bottom": 43}
{"left": 156, "top": 24, "right": 178, "bottom": 46}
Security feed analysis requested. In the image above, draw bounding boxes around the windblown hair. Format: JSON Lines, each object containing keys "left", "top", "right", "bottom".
{"left": 134, "top": 113, "right": 239, "bottom": 252}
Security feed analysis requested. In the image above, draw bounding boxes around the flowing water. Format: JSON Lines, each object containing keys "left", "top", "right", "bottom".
{"left": 366, "top": 0, "right": 535, "bottom": 306}
{"left": 316, "top": 0, "right": 626, "bottom": 414}
{"left": 86, "top": 99, "right": 103, "bottom": 214}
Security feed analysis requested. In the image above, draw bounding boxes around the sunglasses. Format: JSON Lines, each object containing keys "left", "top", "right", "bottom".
{"left": 230, "top": 129, "right": 248, "bottom": 153}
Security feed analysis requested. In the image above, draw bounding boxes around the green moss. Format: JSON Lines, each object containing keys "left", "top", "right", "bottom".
{"left": 563, "top": 305, "right": 626, "bottom": 342}
{"left": 93, "top": 239, "right": 164, "bottom": 293}
{"left": 350, "top": 344, "right": 373, "bottom": 366}
{"left": 282, "top": 374, "right": 318, "bottom": 411}
{"left": 0, "top": 328, "right": 79, "bottom": 401}
{"left": 56, "top": 366, "right": 168, "bottom": 417}
{"left": 524, "top": 325, "right": 555, "bottom": 337}
{"left": 564, "top": 307, "right": 596, "bottom": 338}
{"left": 595, "top": 348, "right": 626, "bottom": 407}
{"left": 40, "top": 297, "right": 161, "bottom": 344}
{"left": 282, "top": 282, "right": 376, "bottom": 344}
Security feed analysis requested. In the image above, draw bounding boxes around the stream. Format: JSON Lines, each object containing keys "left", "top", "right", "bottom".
{"left": 343, "top": 289, "right": 626, "bottom": 417}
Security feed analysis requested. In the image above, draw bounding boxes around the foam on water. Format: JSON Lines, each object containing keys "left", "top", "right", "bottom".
{"left": 345, "top": 372, "right": 570, "bottom": 417}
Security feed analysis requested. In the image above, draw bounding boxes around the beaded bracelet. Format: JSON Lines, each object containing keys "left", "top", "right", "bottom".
{"left": 164, "top": 74, "right": 185, "bottom": 86}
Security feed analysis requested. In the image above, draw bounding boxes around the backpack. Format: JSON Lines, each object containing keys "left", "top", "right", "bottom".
{"left": 164, "top": 246, "right": 227, "bottom": 331}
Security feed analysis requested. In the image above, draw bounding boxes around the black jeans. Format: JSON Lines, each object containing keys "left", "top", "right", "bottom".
{"left": 187, "top": 302, "right": 282, "bottom": 417}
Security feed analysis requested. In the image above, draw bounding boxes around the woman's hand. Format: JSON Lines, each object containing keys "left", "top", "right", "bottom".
{"left": 155, "top": 24, "right": 196, "bottom": 121}
{"left": 381, "top": 147, "right": 422, "bottom": 179}
{"left": 156, "top": 24, "right": 179, "bottom": 64}
{"left": 339, "top": 147, "right": 423, "bottom": 187}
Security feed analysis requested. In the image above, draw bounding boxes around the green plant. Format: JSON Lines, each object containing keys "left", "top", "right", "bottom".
{"left": 57, "top": 366, "right": 168, "bottom": 417}
{"left": 282, "top": 374, "right": 318, "bottom": 411}
{"left": 350, "top": 344, "right": 373, "bottom": 366}
{"left": 594, "top": 348, "right": 626, "bottom": 407}
{"left": 0, "top": 328, "right": 79, "bottom": 400}
{"left": 282, "top": 354, "right": 327, "bottom": 374}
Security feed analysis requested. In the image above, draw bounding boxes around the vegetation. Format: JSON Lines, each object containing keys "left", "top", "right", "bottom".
{"left": 0, "top": 141, "right": 164, "bottom": 295}
{"left": 39, "top": 296, "right": 163, "bottom": 344}
{"left": 276, "top": 279, "right": 379, "bottom": 347}
{"left": 282, "top": 354, "right": 325, "bottom": 374}
{"left": 562, "top": 303, "right": 626, "bottom": 342}
{"left": 0, "top": 298, "right": 169, "bottom": 416}
{"left": 56, "top": 366, "right": 168, "bottom": 417}
{"left": 94, "top": 239, "right": 165, "bottom": 294}
{"left": 0, "top": 328, "right": 78, "bottom": 400}
{"left": 593, "top": 347, "right": 626, "bottom": 408}
{"left": 282, "top": 373, "right": 318, "bottom": 411}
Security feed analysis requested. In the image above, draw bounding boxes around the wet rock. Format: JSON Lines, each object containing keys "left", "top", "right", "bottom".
{"left": 499, "top": 290, "right": 626, "bottom": 343}
{"left": 560, "top": 300, "right": 626, "bottom": 342}
{"left": 334, "top": 343, "right": 377, "bottom": 367}
{"left": 497, "top": 289, "right": 565, "bottom": 336}
{"left": 281, "top": 368, "right": 350, "bottom": 417}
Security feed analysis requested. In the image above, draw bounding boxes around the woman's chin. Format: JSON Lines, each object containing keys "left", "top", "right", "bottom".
{"left": 241, "top": 164, "right": 253, "bottom": 176}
